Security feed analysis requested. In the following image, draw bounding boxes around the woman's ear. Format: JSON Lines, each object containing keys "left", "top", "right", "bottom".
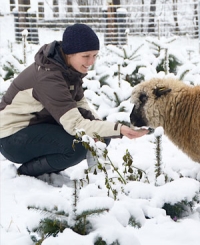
{"left": 66, "top": 54, "right": 72, "bottom": 65}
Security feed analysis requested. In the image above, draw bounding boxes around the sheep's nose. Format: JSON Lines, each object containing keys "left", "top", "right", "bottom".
{"left": 130, "top": 105, "right": 135, "bottom": 123}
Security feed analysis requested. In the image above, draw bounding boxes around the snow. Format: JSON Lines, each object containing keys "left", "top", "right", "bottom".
{"left": 154, "top": 126, "right": 164, "bottom": 137}
{"left": 1, "top": 14, "right": 200, "bottom": 245}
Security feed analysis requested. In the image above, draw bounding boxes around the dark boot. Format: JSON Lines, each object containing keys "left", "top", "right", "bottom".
{"left": 17, "top": 157, "right": 57, "bottom": 177}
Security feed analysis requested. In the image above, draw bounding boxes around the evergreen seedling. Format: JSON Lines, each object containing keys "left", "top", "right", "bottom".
{"left": 155, "top": 134, "right": 162, "bottom": 180}
{"left": 154, "top": 127, "right": 170, "bottom": 186}
{"left": 128, "top": 215, "right": 142, "bottom": 228}
{"left": 94, "top": 238, "right": 120, "bottom": 245}
{"left": 28, "top": 178, "right": 110, "bottom": 243}
{"left": 164, "top": 48, "right": 169, "bottom": 74}
{"left": 146, "top": 37, "right": 182, "bottom": 74}
{"left": 162, "top": 195, "right": 199, "bottom": 221}
{"left": 94, "top": 237, "right": 107, "bottom": 245}
{"left": 2, "top": 55, "right": 23, "bottom": 81}
{"left": 36, "top": 218, "right": 68, "bottom": 237}
{"left": 153, "top": 128, "right": 174, "bottom": 185}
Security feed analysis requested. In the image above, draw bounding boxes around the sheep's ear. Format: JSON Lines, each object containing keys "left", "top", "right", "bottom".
{"left": 153, "top": 87, "right": 171, "bottom": 98}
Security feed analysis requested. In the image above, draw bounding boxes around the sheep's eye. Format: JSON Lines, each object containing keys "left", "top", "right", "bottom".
{"left": 139, "top": 93, "right": 147, "bottom": 104}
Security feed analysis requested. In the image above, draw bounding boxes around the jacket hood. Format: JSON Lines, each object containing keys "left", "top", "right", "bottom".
{"left": 34, "top": 41, "right": 86, "bottom": 79}
{"left": 34, "top": 41, "right": 68, "bottom": 71}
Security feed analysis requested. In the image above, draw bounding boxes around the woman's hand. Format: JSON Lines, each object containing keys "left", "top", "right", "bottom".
{"left": 120, "top": 125, "right": 148, "bottom": 139}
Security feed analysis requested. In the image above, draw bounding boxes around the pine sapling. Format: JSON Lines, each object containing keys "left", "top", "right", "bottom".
{"left": 155, "top": 134, "right": 162, "bottom": 179}
{"left": 164, "top": 48, "right": 169, "bottom": 74}
{"left": 154, "top": 127, "right": 169, "bottom": 186}
{"left": 162, "top": 194, "right": 199, "bottom": 221}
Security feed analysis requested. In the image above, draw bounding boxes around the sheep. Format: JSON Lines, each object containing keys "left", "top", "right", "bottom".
{"left": 130, "top": 77, "right": 200, "bottom": 163}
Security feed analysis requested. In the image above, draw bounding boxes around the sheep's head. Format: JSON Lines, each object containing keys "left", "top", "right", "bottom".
{"left": 130, "top": 78, "right": 172, "bottom": 129}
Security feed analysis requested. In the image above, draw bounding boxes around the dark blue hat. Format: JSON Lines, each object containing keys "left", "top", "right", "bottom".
{"left": 62, "top": 23, "right": 100, "bottom": 54}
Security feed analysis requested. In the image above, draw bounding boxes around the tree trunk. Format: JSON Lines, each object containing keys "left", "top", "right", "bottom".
{"left": 113, "top": 0, "right": 120, "bottom": 5}
{"left": 53, "top": 0, "right": 59, "bottom": 18}
{"left": 172, "top": 0, "right": 180, "bottom": 33}
{"left": 193, "top": 1, "right": 198, "bottom": 37}
{"left": 15, "top": 0, "right": 38, "bottom": 44}
{"left": 78, "top": 0, "right": 90, "bottom": 13}
{"left": 10, "top": 0, "right": 15, "bottom": 12}
{"left": 77, "top": 0, "right": 90, "bottom": 23}
{"left": 38, "top": 2, "right": 44, "bottom": 20}
{"left": 141, "top": 0, "right": 144, "bottom": 33}
{"left": 148, "top": 0, "right": 156, "bottom": 33}
{"left": 105, "top": 0, "right": 121, "bottom": 45}
{"left": 66, "top": 0, "right": 73, "bottom": 13}
{"left": 18, "top": 0, "right": 30, "bottom": 12}
{"left": 17, "top": 0, "right": 30, "bottom": 32}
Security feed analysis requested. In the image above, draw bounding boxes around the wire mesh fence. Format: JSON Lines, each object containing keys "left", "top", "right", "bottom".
{"left": 7, "top": 1, "right": 200, "bottom": 45}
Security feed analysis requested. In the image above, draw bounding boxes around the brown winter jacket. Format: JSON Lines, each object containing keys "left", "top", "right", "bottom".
{"left": 0, "top": 41, "right": 122, "bottom": 139}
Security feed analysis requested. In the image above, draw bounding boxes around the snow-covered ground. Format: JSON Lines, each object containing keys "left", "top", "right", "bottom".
{"left": 1, "top": 135, "right": 200, "bottom": 245}
{"left": 1, "top": 15, "right": 200, "bottom": 245}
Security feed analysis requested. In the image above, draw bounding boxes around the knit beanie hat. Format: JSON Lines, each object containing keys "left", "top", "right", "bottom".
{"left": 62, "top": 23, "right": 100, "bottom": 54}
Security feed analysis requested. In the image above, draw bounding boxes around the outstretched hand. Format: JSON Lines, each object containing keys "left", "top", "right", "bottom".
{"left": 120, "top": 125, "right": 148, "bottom": 139}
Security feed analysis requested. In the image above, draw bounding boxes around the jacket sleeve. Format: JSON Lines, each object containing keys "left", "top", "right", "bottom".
{"left": 34, "top": 70, "right": 121, "bottom": 138}
{"left": 77, "top": 97, "right": 100, "bottom": 119}
{"left": 60, "top": 107, "right": 122, "bottom": 138}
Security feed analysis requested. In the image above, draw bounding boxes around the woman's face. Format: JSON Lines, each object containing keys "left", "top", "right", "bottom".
{"left": 66, "top": 50, "right": 99, "bottom": 74}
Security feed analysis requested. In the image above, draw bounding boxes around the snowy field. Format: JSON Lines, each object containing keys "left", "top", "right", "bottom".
{"left": 1, "top": 15, "right": 200, "bottom": 245}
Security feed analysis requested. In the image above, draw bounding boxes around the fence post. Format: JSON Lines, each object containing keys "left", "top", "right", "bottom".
{"left": 199, "top": 0, "right": 200, "bottom": 53}
{"left": 103, "top": 0, "right": 121, "bottom": 46}
{"left": 13, "top": 8, "right": 39, "bottom": 44}
{"left": 27, "top": 11, "right": 39, "bottom": 44}
{"left": 13, "top": 11, "right": 20, "bottom": 42}
{"left": 117, "top": 7, "right": 127, "bottom": 45}
{"left": 13, "top": 10, "right": 28, "bottom": 43}
{"left": 103, "top": 6, "right": 118, "bottom": 45}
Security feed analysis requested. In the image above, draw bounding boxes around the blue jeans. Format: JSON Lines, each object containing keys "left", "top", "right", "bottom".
{"left": 0, "top": 123, "right": 88, "bottom": 170}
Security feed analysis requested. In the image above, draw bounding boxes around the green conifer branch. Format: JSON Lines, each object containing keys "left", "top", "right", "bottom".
{"left": 155, "top": 135, "right": 162, "bottom": 178}
{"left": 76, "top": 208, "right": 109, "bottom": 220}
